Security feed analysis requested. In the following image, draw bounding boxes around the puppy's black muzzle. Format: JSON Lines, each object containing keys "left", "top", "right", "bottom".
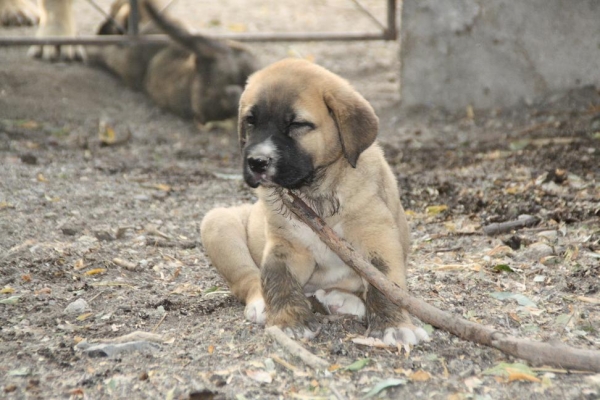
{"left": 247, "top": 156, "right": 271, "bottom": 174}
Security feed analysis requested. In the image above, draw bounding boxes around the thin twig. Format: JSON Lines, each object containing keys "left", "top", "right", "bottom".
{"left": 482, "top": 216, "right": 540, "bottom": 236}
{"left": 152, "top": 312, "right": 167, "bottom": 333}
{"left": 270, "top": 354, "right": 300, "bottom": 372}
{"left": 88, "top": 290, "right": 106, "bottom": 303}
{"left": 265, "top": 326, "right": 330, "bottom": 370}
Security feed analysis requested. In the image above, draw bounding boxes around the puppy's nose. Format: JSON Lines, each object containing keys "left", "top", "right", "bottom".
{"left": 247, "top": 156, "right": 271, "bottom": 174}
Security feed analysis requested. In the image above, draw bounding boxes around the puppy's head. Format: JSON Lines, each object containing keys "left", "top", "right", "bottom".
{"left": 238, "top": 59, "right": 379, "bottom": 189}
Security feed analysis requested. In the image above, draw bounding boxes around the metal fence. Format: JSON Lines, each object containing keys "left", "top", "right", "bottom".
{"left": 0, "top": 0, "right": 398, "bottom": 46}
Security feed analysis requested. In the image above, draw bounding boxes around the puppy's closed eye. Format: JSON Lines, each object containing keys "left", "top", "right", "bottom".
{"left": 288, "top": 121, "right": 315, "bottom": 137}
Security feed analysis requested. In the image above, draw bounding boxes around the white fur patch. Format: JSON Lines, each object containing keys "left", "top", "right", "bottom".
{"left": 297, "top": 222, "right": 364, "bottom": 294}
{"left": 244, "top": 297, "right": 266, "bottom": 325}
{"left": 314, "top": 289, "right": 365, "bottom": 320}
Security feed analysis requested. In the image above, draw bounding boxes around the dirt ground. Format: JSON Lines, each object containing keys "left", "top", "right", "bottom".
{"left": 1, "top": 1, "right": 599, "bottom": 399}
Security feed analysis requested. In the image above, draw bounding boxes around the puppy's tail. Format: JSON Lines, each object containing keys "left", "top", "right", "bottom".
{"left": 143, "top": 1, "right": 230, "bottom": 60}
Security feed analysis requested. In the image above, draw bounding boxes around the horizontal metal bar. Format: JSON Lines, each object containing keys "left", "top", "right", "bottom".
{"left": 0, "top": 31, "right": 391, "bottom": 46}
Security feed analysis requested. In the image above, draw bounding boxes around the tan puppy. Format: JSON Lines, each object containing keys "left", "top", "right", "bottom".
{"left": 201, "top": 59, "right": 429, "bottom": 345}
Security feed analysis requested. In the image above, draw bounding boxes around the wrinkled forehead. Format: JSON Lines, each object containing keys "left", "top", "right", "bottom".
{"left": 240, "top": 74, "right": 327, "bottom": 122}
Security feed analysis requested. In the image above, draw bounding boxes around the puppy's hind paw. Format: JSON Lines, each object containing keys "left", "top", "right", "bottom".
{"left": 382, "top": 326, "right": 430, "bottom": 347}
{"left": 244, "top": 298, "right": 266, "bottom": 325}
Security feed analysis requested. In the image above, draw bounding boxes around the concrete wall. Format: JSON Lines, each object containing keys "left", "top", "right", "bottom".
{"left": 399, "top": 0, "right": 600, "bottom": 111}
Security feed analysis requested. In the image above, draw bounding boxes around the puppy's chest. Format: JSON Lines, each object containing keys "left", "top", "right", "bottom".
{"left": 290, "top": 219, "right": 363, "bottom": 292}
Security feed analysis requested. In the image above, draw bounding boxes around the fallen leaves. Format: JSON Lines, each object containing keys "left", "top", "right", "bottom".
{"left": 342, "top": 358, "right": 370, "bottom": 372}
{"left": 84, "top": 268, "right": 106, "bottom": 276}
{"left": 245, "top": 369, "right": 273, "bottom": 384}
{"left": 409, "top": 370, "right": 432, "bottom": 382}
{"left": 489, "top": 292, "right": 537, "bottom": 308}
{"left": 482, "top": 362, "right": 541, "bottom": 383}
{"left": 363, "top": 378, "right": 406, "bottom": 398}
{"left": 426, "top": 204, "right": 448, "bottom": 216}
{"left": 0, "top": 295, "right": 22, "bottom": 305}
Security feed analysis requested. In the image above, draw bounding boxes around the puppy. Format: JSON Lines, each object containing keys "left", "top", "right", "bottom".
{"left": 87, "top": 0, "right": 258, "bottom": 124}
{"left": 201, "top": 59, "right": 429, "bottom": 345}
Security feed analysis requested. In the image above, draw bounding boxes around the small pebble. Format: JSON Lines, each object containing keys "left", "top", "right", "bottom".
{"left": 537, "top": 230, "right": 558, "bottom": 241}
{"left": 20, "top": 153, "right": 37, "bottom": 165}
{"left": 94, "top": 230, "right": 115, "bottom": 241}
{"left": 64, "top": 298, "right": 90, "bottom": 315}
{"left": 522, "top": 242, "right": 554, "bottom": 260}
{"left": 61, "top": 225, "right": 80, "bottom": 236}
{"left": 4, "top": 384, "right": 17, "bottom": 393}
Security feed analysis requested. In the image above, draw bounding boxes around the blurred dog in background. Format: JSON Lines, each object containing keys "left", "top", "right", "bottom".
{"left": 0, "top": 0, "right": 258, "bottom": 124}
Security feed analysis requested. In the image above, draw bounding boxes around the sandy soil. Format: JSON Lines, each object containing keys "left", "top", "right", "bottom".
{"left": 1, "top": 1, "right": 599, "bottom": 399}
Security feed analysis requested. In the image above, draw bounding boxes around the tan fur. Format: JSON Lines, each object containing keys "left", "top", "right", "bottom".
{"left": 87, "top": 0, "right": 258, "bottom": 124}
{"left": 21, "top": 0, "right": 257, "bottom": 124}
{"left": 202, "top": 59, "right": 428, "bottom": 344}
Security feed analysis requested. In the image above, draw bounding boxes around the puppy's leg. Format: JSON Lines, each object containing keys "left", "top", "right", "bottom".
{"left": 0, "top": 0, "right": 40, "bottom": 26}
{"left": 347, "top": 219, "right": 429, "bottom": 346}
{"left": 28, "top": 0, "right": 84, "bottom": 61}
{"left": 201, "top": 205, "right": 265, "bottom": 325}
{"left": 261, "top": 241, "right": 318, "bottom": 339}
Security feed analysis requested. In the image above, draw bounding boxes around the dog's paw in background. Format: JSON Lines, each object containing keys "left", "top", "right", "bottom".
{"left": 379, "top": 324, "right": 430, "bottom": 346}
{"left": 314, "top": 289, "right": 366, "bottom": 320}
{"left": 0, "top": 0, "right": 40, "bottom": 26}
{"left": 244, "top": 297, "right": 266, "bottom": 325}
{"left": 27, "top": 0, "right": 85, "bottom": 61}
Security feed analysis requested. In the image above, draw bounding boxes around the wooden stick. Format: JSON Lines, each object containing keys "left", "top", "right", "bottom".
{"left": 265, "top": 326, "right": 330, "bottom": 370}
{"left": 281, "top": 190, "right": 600, "bottom": 373}
{"left": 482, "top": 216, "right": 540, "bottom": 236}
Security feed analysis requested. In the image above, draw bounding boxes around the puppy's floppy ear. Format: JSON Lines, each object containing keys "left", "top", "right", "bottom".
{"left": 324, "top": 87, "right": 379, "bottom": 168}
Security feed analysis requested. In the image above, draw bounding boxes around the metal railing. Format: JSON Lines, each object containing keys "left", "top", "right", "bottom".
{"left": 0, "top": 0, "right": 397, "bottom": 46}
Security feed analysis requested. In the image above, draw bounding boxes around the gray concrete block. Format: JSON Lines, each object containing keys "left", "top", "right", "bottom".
{"left": 400, "top": 0, "right": 600, "bottom": 110}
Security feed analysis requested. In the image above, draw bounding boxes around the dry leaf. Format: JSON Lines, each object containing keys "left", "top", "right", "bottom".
{"left": 328, "top": 364, "right": 341, "bottom": 372}
{"left": 37, "top": 173, "right": 47, "bottom": 182}
{"left": 1, "top": 287, "right": 15, "bottom": 294}
{"left": 76, "top": 313, "right": 93, "bottom": 321}
{"left": 245, "top": 369, "right": 272, "bottom": 384}
{"left": 410, "top": 370, "right": 432, "bottom": 382}
{"left": 74, "top": 259, "right": 85, "bottom": 270}
{"left": 22, "top": 274, "right": 32, "bottom": 282}
{"left": 84, "top": 268, "right": 106, "bottom": 276}
{"left": 19, "top": 120, "right": 40, "bottom": 129}
{"left": 466, "top": 105, "right": 474, "bottom": 120}
{"left": 153, "top": 183, "right": 171, "bottom": 192}
{"left": 426, "top": 205, "right": 448, "bottom": 215}
{"left": 464, "top": 376, "right": 483, "bottom": 392}
{"left": 70, "top": 388, "right": 85, "bottom": 397}
{"left": 0, "top": 201, "right": 15, "bottom": 209}
{"left": 208, "top": 345, "right": 215, "bottom": 354}
{"left": 507, "top": 372, "right": 541, "bottom": 383}
{"left": 99, "top": 121, "right": 116, "bottom": 145}
{"left": 35, "top": 287, "right": 51, "bottom": 295}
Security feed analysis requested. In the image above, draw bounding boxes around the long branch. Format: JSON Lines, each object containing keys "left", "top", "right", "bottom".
{"left": 281, "top": 190, "right": 600, "bottom": 373}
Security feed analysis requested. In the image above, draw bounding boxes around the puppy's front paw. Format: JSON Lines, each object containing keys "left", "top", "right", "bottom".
{"left": 380, "top": 325, "right": 430, "bottom": 346}
{"left": 244, "top": 297, "right": 266, "bottom": 325}
{"left": 314, "top": 289, "right": 365, "bottom": 319}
